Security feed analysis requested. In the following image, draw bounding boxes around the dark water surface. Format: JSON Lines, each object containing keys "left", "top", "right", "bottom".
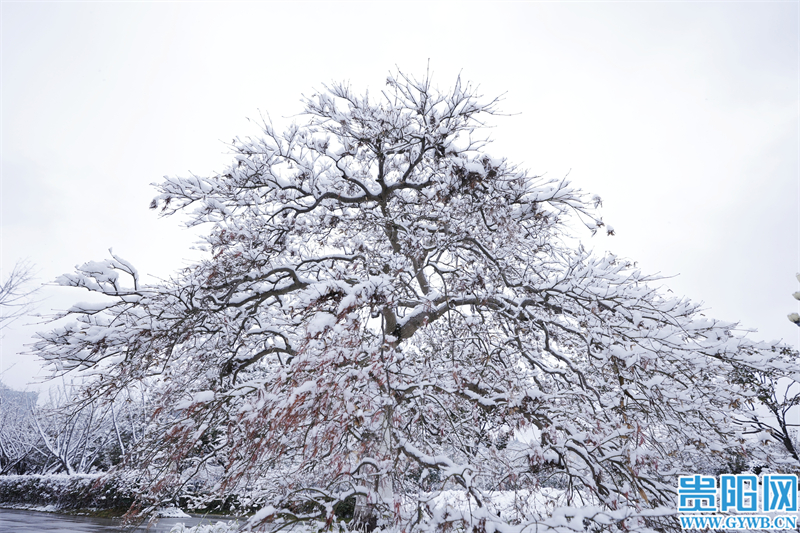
{"left": 0, "top": 508, "right": 238, "bottom": 532}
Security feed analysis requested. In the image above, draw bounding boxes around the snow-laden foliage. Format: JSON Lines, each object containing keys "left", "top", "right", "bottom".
{"left": 35, "top": 71, "right": 800, "bottom": 533}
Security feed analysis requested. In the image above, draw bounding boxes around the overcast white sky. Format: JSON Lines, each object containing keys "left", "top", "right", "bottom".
{"left": 1, "top": 2, "right": 798, "bottom": 391}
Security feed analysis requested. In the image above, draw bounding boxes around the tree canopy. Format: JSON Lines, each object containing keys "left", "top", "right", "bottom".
{"left": 34, "top": 71, "right": 800, "bottom": 533}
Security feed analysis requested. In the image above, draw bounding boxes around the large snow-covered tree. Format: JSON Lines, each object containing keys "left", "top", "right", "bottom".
{"left": 34, "top": 71, "right": 800, "bottom": 533}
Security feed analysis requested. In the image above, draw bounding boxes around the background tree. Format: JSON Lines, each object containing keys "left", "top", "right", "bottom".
{"left": 0, "top": 380, "right": 147, "bottom": 476}
{"left": 0, "top": 382, "right": 40, "bottom": 474}
{"left": 30, "top": 384, "right": 120, "bottom": 475}
{"left": 34, "top": 71, "right": 800, "bottom": 533}
{"left": 0, "top": 260, "right": 38, "bottom": 333}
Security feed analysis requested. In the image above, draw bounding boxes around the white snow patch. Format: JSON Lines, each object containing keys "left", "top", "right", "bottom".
{"left": 307, "top": 312, "right": 336, "bottom": 335}
{"left": 250, "top": 504, "right": 276, "bottom": 524}
{"left": 155, "top": 506, "right": 191, "bottom": 518}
